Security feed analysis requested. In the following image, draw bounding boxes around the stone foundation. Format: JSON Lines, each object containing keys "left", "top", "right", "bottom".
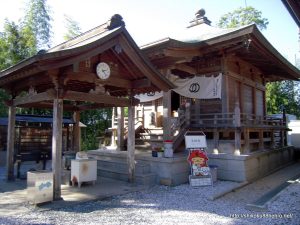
{"left": 89, "top": 146, "right": 295, "bottom": 186}
{"left": 208, "top": 146, "right": 294, "bottom": 182}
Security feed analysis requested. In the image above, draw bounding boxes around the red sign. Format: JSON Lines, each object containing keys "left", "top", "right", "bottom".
{"left": 188, "top": 149, "right": 209, "bottom": 176}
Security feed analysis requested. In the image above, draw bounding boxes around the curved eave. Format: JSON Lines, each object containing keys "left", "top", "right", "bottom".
{"left": 250, "top": 26, "right": 300, "bottom": 80}
{"left": 282, "top": 0, "right": 300, "bottom": 27}
{"left": 142, "top": 24, "right": 300, "bottom": 81}
{"left": 0, "top": 24, "right": 174, "bottom": 93}
{"left": 0, "top": 27, "right": 124, "bottom": 79}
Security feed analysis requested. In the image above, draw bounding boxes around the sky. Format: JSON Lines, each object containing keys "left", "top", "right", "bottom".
{"left": 0, "top": 0, "right": 299, "bottom": 64}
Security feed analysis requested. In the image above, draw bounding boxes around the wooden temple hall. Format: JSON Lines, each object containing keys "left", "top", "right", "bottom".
{"left": 0, "top": 10, "right": 299, "bottom": 195}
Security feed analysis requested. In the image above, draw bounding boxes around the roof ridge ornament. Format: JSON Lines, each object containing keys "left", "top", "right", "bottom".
{"left": 107, "top": 14, "right": 125, "bottom": 30}
{"left": 187, "top": 8, "right": 211, "bottom": 28}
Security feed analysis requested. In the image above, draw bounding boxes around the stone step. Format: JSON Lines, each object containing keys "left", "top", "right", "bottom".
{"left": 97, "top": 166, "right": 156, "bottom": 186}
{"left": 135, "top": 144, "right": 151, "bottom": 151}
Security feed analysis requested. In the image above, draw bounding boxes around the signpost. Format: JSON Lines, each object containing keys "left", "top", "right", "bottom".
{"left": 185, "top": 131, "right": 213, "bottom": 187}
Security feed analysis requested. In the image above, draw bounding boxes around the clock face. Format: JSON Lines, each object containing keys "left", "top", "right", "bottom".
{"left": 96, "top": 62, "right": 111, "bottom": 79}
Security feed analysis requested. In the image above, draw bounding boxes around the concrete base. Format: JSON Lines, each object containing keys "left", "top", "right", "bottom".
{"left": 88, "top": 146, "right": 294, "bottom": 185}
{"left": 88, "top": 149, "right": 190, "bottom": 186}
{"left": 208, "top": 146, "right": 294, "bottom": 182}
{"left": 136, "top": 151, "right": 190, "bottom": 186}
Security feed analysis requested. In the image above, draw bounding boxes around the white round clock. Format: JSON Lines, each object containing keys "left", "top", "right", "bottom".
{"left": 96, "top": 62, "right": 111, "bottom": 79}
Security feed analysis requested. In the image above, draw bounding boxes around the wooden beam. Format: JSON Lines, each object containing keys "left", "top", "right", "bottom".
{"left": 19, "top": 102, "right": 79, "bottom": 111}
{"left": 132, "top": 78, "right": 151, "bottom": 88}
{"left": 173, "top": 64, "right": 196, "bottom": 74}
{"left": 103, "top": 77, "right": 132, "bottom": 88}
{"left": 6, "top": 106, "right": 15, "bottom": 181}
{"left": 64, "top": 90, "right": 137, "bottom": 107}
{"left": 11, "top": 73, "right": 50, "bottom": 95}
{"left": 197, "top": 65, "right": 222, "bottom": 74}
{"left": 65, "top": 71, "right": 134, "bottom": 89}
{"left": 52, "top": 98, "right": 63, "bottom": 200}
{"left": 163, "top": 48, "right": 202, "bottom": 58}
{"left": 0, "top": 67, "right": 42, "bottom": 86}
{"left": 76, "top": 103, "right": 114, "bottom": 111}
{"left": 13, "top": 89, "right": 55, "bottom": 106}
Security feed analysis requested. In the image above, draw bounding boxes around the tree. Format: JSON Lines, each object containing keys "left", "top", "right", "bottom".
{"left": 80, "top": 108, "right": 112, "bottom": 150}
{"left": 22, "top": 0, "right": 52, "bottom": 52}
{"left": 266, "top": 81, "right": 300, "bottom": 117}
{"left": 0, "top": 20, "right": 30, "bottom": 70}
{"left": 217, "top": 6, "right": 269, "bottom": 31}
{"left": 0, "top": 0, "right": 52, "bottom": 117}
{"left": 63, "top": 15, "right": 82, "bottom": 41}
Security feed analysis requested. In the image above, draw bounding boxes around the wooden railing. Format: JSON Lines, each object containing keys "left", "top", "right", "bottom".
{"left": 170, "top": 105, "right": 288, "bottom": 153}
{"left": 176, "top": 106, "right": 286, "bottom": 129}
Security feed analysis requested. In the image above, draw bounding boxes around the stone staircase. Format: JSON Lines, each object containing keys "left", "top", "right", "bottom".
{"left": 135, "top": 127, "right": 164, "bottom": 150}
{"left": 95, "top": 154, "right": 156, "bottom": 186}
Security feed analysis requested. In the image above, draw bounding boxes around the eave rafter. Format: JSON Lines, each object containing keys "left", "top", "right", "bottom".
{"left": 64, "top": 71, "right": 151, "bottom": 89}
{"left": 11, "top": 88, "right": 139, "bottom": 108}
{"left": 63, "top": 90, "right": 139, "bottom": 107}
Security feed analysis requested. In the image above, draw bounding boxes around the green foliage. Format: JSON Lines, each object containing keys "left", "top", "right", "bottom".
{"left": 0, "top": 20, "right": 31, "bottom": 70}
{"left": 266, "top": 81, "right": 300, "bottom": 118}
{"left": 0, "top": 0, "right": 52, "bottom": 117}
{"left": 80, "top": 108, "right": 112, "bottom": 150}
{"left": 217, "top": 6, "right": 269, "bottom": 30}
{"left": 23, "top": 0, "right": 52, "bottom": 51}
{"left": 63, "top": 15, "right": 82, "bottom": 41}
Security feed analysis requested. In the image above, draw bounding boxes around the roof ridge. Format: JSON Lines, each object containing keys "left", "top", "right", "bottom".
{"left": 48, "top": 14, "right": 125, "bottom": 52}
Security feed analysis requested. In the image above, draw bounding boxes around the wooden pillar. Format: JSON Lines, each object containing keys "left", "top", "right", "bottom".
{"left": 117, "top": 107, "right": 125, "bottom": 151}
{"left": 213, "top": 128, "right": 219, "bottom": 154}
{"left": 52, "top": 98, "right": 63, "bottom": 200}
{"left": 195, "top": 99, "right": 200, "bottom": 122}
{"left": 258, "top": 130, "right": 264, "bottom": 150}
{"left": 163, "top": 91, "right": 172, "bottom": 140}
{"left": 243, "top": 128, "right": 250, "bottom": 153}
{"left": 66, "top": 125, "right": 70, "bottom": 151}
{"left": 185, "top": 103, "right": 191, "bottom": 127}
{"left": 73, "top": 111, "right": 81, "bottom": 152}
{"left": 283, "top": 109, "right": 287, "bottom": 146}
{"left": 111, "top": 107, "right": 117, "bottom": 146}
{"left": 221, "top": 57, "right": 228, "bottom": 114}
{"left": 127, "top": 97, "right": 135, "bottom": 183}
{"left": 6, "top": 106, "right": 16, "bottom": 181}
{"left": 270, "top": 130, "right": 275, "bottom": 149}
{"left": 234, "top": 102, "right": 241, "bottom": 155}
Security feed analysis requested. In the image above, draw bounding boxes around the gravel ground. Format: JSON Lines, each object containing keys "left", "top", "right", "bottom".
{"left": 0, "top": 180, "right": 299, "bottom": 225}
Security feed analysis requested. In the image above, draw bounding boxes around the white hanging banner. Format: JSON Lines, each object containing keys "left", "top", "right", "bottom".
{"left": 170, "top": 73, "right": 222, "bottom": 99}
{"left": 135, "top": 91, "right": 163, "bottom": 102}
{"left": 135, "top": 74, "right": 222, "bottom": 102}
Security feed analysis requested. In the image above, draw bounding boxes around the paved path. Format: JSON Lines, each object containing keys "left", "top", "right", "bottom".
{"left": 0, "top": 166, "right": 148, "bottom": 217}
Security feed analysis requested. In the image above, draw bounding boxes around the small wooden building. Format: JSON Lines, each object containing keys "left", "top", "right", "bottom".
{"left": 99, "top": 9, "right": 300, "bottom": 185}
{"left": 0, "top": 15, "right": 173, "bottom": 198}
{"left": 139, "top": 9, "right": 300, "bottom": 153}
